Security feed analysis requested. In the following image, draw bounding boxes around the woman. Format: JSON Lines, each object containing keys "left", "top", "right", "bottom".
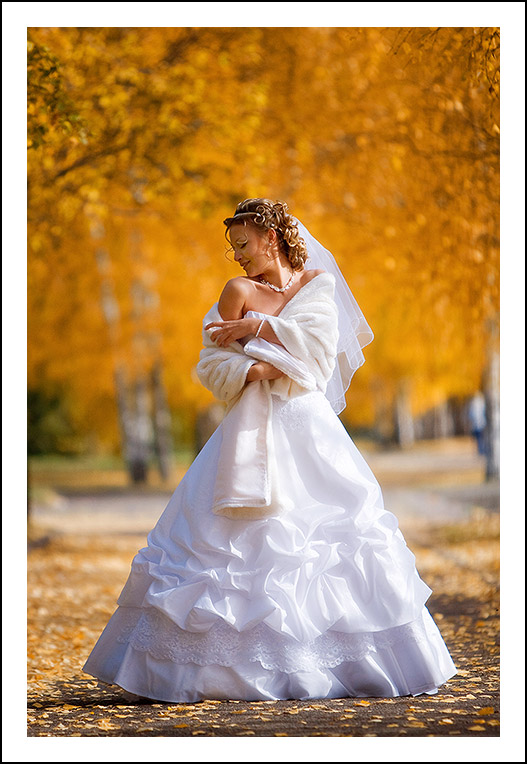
{"left": 83, "top": 198, "right": 457, "bottom": 702}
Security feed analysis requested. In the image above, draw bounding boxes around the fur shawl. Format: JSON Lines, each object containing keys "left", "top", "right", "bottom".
{"left": 196, "top": 272, "right": 338, "bottom": 406}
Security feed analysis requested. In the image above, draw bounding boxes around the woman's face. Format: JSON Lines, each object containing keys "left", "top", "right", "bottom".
{"left": 227, "top": 223, "right": 271, "bottom": 278}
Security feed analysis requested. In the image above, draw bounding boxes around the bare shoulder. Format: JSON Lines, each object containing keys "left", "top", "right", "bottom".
{"left": 218, "top": 276, "right": 254, "bottom": 303}
{"left": 220, "top": 276, "right": 252, "bottom": 295}
{"left": 303, "top": 268, "right": 326, "bottom": 282}
{"left": 218, "top": 277, "right": 251, "bottom": 319}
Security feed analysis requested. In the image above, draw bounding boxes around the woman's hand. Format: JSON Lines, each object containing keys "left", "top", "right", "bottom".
{"left": 205, "top": 317, "right": 259, "bottom": 347}
{"left": 246, "top": 361, "right": 286, "bottom": 382}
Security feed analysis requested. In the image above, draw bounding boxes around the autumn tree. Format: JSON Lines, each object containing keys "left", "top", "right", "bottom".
{"left": 27, "top": 27, "right": 500, "bottom": 479}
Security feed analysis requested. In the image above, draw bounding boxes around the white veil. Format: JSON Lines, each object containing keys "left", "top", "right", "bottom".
{"left": 293, "top": 217, "right": 374, "bottom": 415}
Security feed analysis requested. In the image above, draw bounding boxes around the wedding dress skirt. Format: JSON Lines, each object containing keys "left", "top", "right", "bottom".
{"left": 83, "top": 390, "right": 457, "bottom": 702}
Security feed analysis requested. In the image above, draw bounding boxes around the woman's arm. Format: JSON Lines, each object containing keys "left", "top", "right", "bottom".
{"left": 207, "top": 278, "right": 285, "bottom": 348}
{"left": 217, "top": 277, "right": 246, "bottom": 321}
{"left": 251, "top": 317, "right": 282, "bottom": 347}
{"left": 246, "top": 361, "right": 285, "bottom": 382}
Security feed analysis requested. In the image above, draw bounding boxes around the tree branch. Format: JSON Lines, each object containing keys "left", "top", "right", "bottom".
{"left": 51, "top": 142, "right": 131, "bottom": 181}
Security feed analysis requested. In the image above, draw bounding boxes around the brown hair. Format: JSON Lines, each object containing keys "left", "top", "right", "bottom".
{"left": 224, "top": 198, "right": 308, "bottom": 271}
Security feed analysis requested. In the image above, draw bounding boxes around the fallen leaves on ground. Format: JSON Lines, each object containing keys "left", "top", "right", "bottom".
{"left": 27, "top": 511, "right": 499, "bottom": 737}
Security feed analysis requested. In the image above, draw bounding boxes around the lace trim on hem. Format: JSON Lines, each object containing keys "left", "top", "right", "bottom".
{"left": 114, "top": 606, "right": 432, "bottom": 674}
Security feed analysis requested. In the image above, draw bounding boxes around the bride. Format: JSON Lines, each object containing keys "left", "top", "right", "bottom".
{"left": 83, "top": 198, "right": 457, "bottom": 702}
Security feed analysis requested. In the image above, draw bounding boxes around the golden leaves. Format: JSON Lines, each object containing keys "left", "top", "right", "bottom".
{"left": 26, "top": 26, "right": 501, "bottom": 446}
{"left": 96, "top": 719, "right": 119, "bottom": 731}
{"left": 28, "top": 512, "right": 498, "bottom": 733}
{"left": 390, "top": 155, "right": 403, "bottom": 172}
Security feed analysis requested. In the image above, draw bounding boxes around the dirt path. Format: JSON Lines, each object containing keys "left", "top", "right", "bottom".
{"left": 24, "top": 437, "right": 504, "bottom": 740}
{"left": 27, "top": 509, "right": 499, "bottom": 738}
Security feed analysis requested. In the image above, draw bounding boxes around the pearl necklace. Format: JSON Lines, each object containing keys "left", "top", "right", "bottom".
{"left": 258, "top": 272, "right": 295, "bottom": 292}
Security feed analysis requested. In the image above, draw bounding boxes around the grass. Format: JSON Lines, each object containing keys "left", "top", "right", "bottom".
{"left": 27, "top": 450, "right": 195, "bottom": 496}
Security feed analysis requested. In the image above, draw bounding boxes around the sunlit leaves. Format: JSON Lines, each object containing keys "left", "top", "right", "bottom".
{"left": 27, "top": 33, "right": 89, "bottom": 150}
{"left": 27, "top": 507, "right": 499, "bottom": 736}
{"left": 27, "top": 27, "right": 500, "bottom": 448}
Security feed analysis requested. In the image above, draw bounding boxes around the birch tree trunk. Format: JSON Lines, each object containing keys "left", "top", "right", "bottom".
{"left": 92, "top": 216, "right": 153, "bottom": 484}
{"left": 113, "top": 369, "right": 152, "bottom": 483}
{"left": 371, "top": 377, "right": 394, "bottom": 445}
{"left": 433, "top": 400, "right": 455, "bottom": 439}
{"left": 151, "top": 361, "right": 173, "bottom": 481}
{"left": 394, "top": 378, "right": 415, "bottom": 449}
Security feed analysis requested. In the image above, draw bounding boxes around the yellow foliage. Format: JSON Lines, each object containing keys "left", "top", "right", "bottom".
{"left": 27, "top": 27, "right": 499, "bottom": 448}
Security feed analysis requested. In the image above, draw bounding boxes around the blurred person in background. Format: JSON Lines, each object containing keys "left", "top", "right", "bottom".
{"left": 468, "top": 391, "right": 488, "bottom": 456}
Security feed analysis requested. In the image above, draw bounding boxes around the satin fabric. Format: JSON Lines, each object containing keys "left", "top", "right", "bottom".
{"left": 212, "top": 378, "right": 280, "bottom": 519}
{"left": 212, "top": 308, "right": 321, "bottom": 519}
{"left": 83, "top": 388, "right": 457, "bottom": 702}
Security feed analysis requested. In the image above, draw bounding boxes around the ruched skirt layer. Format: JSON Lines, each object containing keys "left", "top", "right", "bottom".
{"left": 83, "top": 391, "right": 456, "bottom": 702}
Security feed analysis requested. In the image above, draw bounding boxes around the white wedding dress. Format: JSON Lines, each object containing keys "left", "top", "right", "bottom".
{"left": 83, "top": 302, "right": 457, "bottom": 702}
{"left": 83, "top": 273, "right": 456, "bottom": 702}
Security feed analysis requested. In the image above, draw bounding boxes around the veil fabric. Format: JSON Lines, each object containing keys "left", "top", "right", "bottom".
{"left": 293, "top": 217, "right": 374, "bottom": 415}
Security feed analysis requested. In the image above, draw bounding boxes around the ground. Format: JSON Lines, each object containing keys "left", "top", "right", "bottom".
{"left": 26, "top": 436, "right": 500, "bottom": 738}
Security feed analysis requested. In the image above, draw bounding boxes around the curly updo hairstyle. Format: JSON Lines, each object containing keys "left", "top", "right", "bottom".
{"left": 223, "top": 198, "right": 308, "bottom": 271}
